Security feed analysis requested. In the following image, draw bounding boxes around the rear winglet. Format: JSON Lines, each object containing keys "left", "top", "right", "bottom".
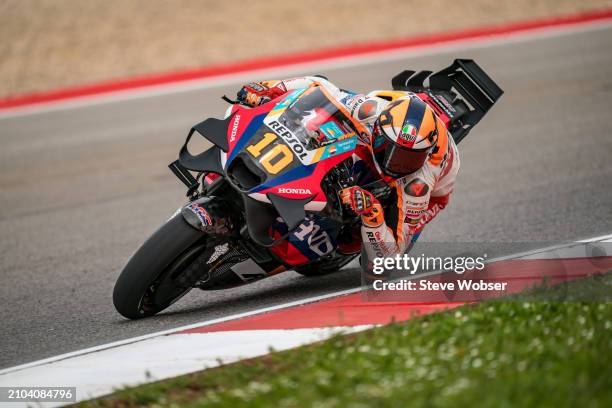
{"left": 392, "top": 59, "right": 503, "bottom": 144}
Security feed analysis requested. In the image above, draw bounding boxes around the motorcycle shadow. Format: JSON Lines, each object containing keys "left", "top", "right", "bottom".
{"left": 114, "top": 265, "right": 362, "bottom": 322}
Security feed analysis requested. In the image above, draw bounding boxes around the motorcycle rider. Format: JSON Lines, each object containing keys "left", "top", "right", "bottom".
{"left": 236, "top": 76, "right": 460, "bottom": 266}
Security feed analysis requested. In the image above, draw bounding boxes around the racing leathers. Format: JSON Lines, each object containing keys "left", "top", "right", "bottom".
{"left": 238, "top": 76, "right": 460, "bottom": 264}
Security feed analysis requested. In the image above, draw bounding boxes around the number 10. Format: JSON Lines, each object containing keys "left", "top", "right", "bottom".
{"left": 246, "top": 132, "right": 293, "bottom": 174}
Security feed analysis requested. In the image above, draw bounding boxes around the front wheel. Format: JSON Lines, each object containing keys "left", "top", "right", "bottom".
{"left": 113, "top": 215, "right": 206, "bottom": 319}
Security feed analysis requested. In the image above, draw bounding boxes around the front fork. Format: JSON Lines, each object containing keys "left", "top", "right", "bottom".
{"left": 180, "top": 196, "right": 286, "bottom": 288}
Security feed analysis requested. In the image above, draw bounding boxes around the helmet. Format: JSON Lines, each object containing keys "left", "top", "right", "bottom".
{"left": 371, "top": 96, "right": 439, "bottom": 178}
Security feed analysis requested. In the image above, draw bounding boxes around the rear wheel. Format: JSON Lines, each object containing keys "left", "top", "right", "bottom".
{"left": 113, "top": 215, "right": 206, "bottom": 319}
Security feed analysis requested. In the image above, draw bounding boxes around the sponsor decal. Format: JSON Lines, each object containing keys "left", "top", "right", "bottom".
{"left": 319, "top": 121, "right": 344, "bottom": 140}
{"left": 404, "top": 178, "right": 429, "bottom": 197}
{"left": 362, "top": 211, "right": 383, "bottom": 228}
{"left": 340, "top": 93, "right": 356, "bottom": 106}
{"left": 404, "top": 215, "right": 421, "bottom": 225}
{"left": 189, "top": 203, "right": 213, "bottom": 226}
{"left": 207, "top": 242, "right": 230, "bottom": 264}
{"left": 357, "top": 100, "right": 378, "bottom": 120}
{"left": 362, "top": 216, "right": 380, "bottom": 228}
{"left": 267, "top": 119, "right": 308, "bottom": 160}
{"left": 400, "top": 123, "right": 418, "bottom": 143}
{"left": 362, "top": 204, "right": 383, "bottom": 229}
{"left": 405, "top": 205, "right": 426, "bottom": 216}
{"left": 269, "top": 88, "right": 307, "bottom": 115}
{"left": 292, "top": 218, "right": 334, "bottom": 257}
{"left": 404, "top": 198, "right": 426, "bottom": 223}
{"left": 366, "top": 231, "right": 385, "bottom": 258}
{"left": 277, "top": 187, "right": 313, "bottom": 195}
{"left": 428, "top": 91, "right": 456, "bottom": 117}
{"left": 229, "top": 114, "right": 241, "bottom": 143}
{"left": 347, "top": 95, "right": 367, "bottom": 115}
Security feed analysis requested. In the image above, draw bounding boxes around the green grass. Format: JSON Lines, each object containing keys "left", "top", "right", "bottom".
{"left": 83, "top": 274, "right": 612, "bottom": 408}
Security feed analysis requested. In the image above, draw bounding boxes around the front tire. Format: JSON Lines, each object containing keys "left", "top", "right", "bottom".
{"left": 113, "top": 215, "right": 205, "bottom": 319}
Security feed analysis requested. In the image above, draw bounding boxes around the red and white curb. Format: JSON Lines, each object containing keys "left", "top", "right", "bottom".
{"left": 0, "top": 235, "right": 610, "bottom": 406}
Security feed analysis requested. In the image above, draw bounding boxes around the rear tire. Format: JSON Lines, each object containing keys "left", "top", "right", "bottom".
{"left": 113, "top": 215, "right": 205, "bottom": 319}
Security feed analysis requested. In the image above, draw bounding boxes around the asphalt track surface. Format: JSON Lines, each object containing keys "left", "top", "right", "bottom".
{"left": 1, "top": 25, "right": 612, "bottom": 369}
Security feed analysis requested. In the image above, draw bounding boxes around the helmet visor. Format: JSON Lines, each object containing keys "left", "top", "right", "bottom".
{"left": 372, "top": 120, "right": 430, "bottom": 177}
{"left": 381, "top": 142, "right": 429, "bottom": 177}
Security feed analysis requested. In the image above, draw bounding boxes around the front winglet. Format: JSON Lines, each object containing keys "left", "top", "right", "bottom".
{"left": 177, "top": 112, "right": 237, "bottom": 173}
{"left": 192, "top": 113, "right": 235, "bottom": 152}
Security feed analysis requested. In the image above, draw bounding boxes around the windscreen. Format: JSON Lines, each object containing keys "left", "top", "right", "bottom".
{"left": 275, "top": 86, "right": 359, "bottom": 151}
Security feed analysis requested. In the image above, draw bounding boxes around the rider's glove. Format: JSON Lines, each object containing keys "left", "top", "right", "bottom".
{"left": 341, "top": 186, "right": 384, "bottom": 228}
{"left": 340, "top": 186, "right": 378, "bottom": 215}
{"left": 237, "top": 82, "right": 285, "bottom": 107}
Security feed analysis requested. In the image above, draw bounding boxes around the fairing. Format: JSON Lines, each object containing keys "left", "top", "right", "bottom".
{"left": 179, "top": 84, "right": 367, "bottom": 246}
{"left": 223, "top": 85, "right": 365, "bottom": 210}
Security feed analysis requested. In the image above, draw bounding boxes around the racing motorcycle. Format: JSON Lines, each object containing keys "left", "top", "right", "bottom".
{"left": 113, "top": 59, "right": 503, "bottom": 319}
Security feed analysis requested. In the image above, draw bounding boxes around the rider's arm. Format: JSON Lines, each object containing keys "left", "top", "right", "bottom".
{"left": 237, "top": 76, "right": 346, "bottom": 106}
{"left": 344, "top": 170, "right": 438, "bottom": 261}
{"left": 355, "top": 181, "right": 413, "bottom": 260}
{"left": 265, "top": 76, "right": 343, "bottom": 94}
{"left": 277, "top": 80, "right": 391, "bottom": 127}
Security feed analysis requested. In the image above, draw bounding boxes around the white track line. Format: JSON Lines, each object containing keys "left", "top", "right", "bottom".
{"left": 1, "top": 19, "right": 611, "bottom": 120}
{"left": 492, "top": 233, "right": 612, "bottom": 262}
{"left": 1, "top": 233, "right": 609, "bottom": 377}
{"left": 579, "top": 233, "right": 612, "bottom": 243}
{"left": 0, "top": 284, "right": 362, "bottom": 376}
